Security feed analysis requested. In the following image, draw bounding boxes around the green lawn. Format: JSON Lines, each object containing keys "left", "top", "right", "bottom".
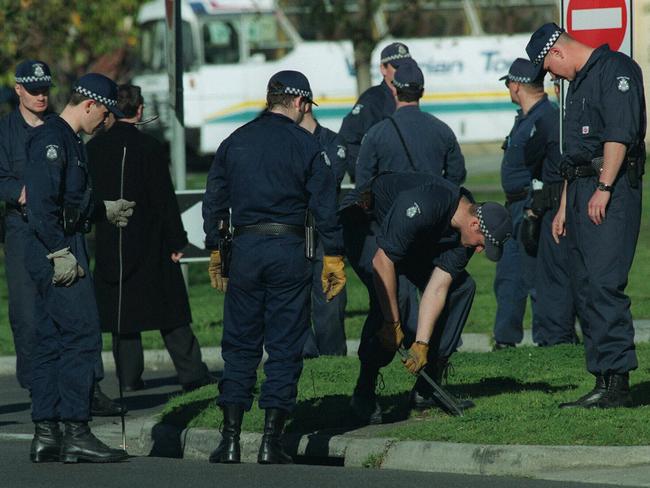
{"left": 0, "top": 172, "right": 648, "bottom": 354}
{"left": 160, "top": 343, "right": 650, "bottom": 446}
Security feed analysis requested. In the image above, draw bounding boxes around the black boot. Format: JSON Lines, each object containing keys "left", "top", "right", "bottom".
{"left": 60, "top": 421, "right": 128, "bottom": 463}
{"left": 209, "top": 405, "right": 244, "bottom": 463}
{"left": 92, "top": 383, "right": 127, "bottom": 417}
{"left": 257, "top": 409, "right": 292, "bottom": 464}
{"left": 409, "top": 358, "right": 474, "bottom": 415}
{"left": 30, "top": 421, "right": 62, "bottom": 463}
{"left": 350, "top": 363, "right": 382, "bottom": 425}
{"left": 595, "top": 373, "right": 632, "bottom": 408}
{"left": 559, "top": 375, "right": 607, "bottom": 409}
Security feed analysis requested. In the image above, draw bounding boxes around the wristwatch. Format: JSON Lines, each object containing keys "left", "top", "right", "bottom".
{"left": 597, "top": 182, "right": 613, "bottom": 192}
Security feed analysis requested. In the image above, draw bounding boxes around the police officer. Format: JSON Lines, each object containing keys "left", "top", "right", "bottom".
{"left": 299, "top": 103, "right": 348, "bottom": 357}
{"left": 338, "top": 42, "right": 412, "bottom": 181}
{"left": 203, "top": 71, "right": 346, "bottom": 464}
{"left": 492, "top": 59, "right": 547, "bottom": 349}
{"left": 25, "top": 73, "right": 134, "bottom": 463}
{"left": 356, "top": 59, "right": 466, "bottom": 188}
{"left": 346, "top": 172, "right": 511, "bottom": 422}
{"left": 0, "top": 60, "right": 124, "bottom": 417}
{"left": 521, "top": 77, "right": 584, "bottom": 346}
{"left": 526, "top": 23, "right": 646, "bottom": 408}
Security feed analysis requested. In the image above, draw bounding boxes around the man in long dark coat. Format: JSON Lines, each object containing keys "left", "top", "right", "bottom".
{"left": 87, "top": 84, "right": 212, "bottom": 392}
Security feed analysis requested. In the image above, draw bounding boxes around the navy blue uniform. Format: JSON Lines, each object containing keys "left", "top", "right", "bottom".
{"left": 24, "top": 115, "right": 103, "bottom": 422}
{"left": 303, "top": 122, "right": 348, "bottom": 357}
{"left": 351, "top": 173, "right": 476, "bottom": 367}
{"left": 493, "top": 97, "right": 551, "bottom": 345}
{"left": 524, "top": 99, "right": 586, "bottom": 346}
{"left": 562, "top": 45, "right": 645, "bottom": 374}
{"left": 203, "top": 111, "right": 343, "bottom": 412}
{"left": 337, "top": 81, "right": 395, "bottom": 181}
{"left": 356, "top": 105, "right": 466, "bottom": 188}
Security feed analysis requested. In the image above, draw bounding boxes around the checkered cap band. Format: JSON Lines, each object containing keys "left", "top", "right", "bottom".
{"left": 15, "top": 75, "right": 52, "bottom": 84}
{"left": 476, "top": 206, "right": 501, "bottom": 247}
{"left": 507, "top": 74, "right": 532, "bottom": 83}
{"left": 271, "top": 86, "right": 313, "bottom": 99}
{"left": 380, "top": 52, "right": 412, "bottom": 64}
{"left": 73, "top": 86, "right": 118, "bottom": 107}
{"left": 534, "top": 29, "right": 562, "bottom": 65}
{"left": 392, "top": 79, "right": 413, "bottom": 89}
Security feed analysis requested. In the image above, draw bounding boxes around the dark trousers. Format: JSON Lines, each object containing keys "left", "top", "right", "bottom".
{"left": 218, "top": 234, "right": 311, "bottom": 412}
{"left": 112, "top": 326, "right": 208, "bottom": 387}
{"left": 566, "top": 175, "right": 640, "bottom": 374}
{"left": 341, "top": 209, "right": 419, "bottom": 360}
{"left": 534, "top": 209, "right": 584, "bottom": 346}
{"left": 493, "top": 199, "right": 540, "bottom": 344}
{"left": 303, "top": 242, "right": 348, "bottom": 357}
{"left": 27, "top": 234, "right": 101, "bottom": 422}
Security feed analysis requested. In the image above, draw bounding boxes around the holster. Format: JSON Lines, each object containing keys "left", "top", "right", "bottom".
{"left": 626, "top": 155, "right": 645, "bottom": 189}
{"left": 305, "top": 210, "right": 316, "bottom": 260}
{"left": 520, "top": 213, "right": 540, "bottom": 257}
{"left": 219, "top": 234, "right": 233, "bottom": 278}
{"left": 62, "top": 206, "right": 91, "bottom": 236}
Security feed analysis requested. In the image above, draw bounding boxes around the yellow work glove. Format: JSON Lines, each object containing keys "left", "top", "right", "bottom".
{"left": 208, "top": 250, "right": 228, "bottom": 292}
{"left": 402, "top": 342, "right": 429, "bottom": 375}
{"left": 321, "top": 255, "right": 346, "bottom": 301}
{"left": 376, "top": 320, "right": 405, "bottom": 351}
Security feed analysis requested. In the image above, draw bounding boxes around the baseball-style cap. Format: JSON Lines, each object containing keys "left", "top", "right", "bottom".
{"left": 15, "top": 60, "right": 54, "bottom": 90}
{"left": 380, "top": 42, "right": 411, "bottom": 68}
{"left": 526, "top": 22, "right": 565, "bottom": 78}
{"left": 267, "top": 70, "right": 317, "bottom": 105}
{"left": 73, "top": 73, "right": 124, "bottom": 118}
{"left": 499, "top": 58, "right": 544, "bottom": 84}
{"left": 476, "top": 202, "right": 512, "bottom": 262}
{"left": 392, "top": 59, "right": 424, "bottom": 90}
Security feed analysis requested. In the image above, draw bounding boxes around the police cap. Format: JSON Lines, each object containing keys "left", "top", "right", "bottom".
{"left": 392, "top": 59, "right": 424, "bottom": 90}
{"left": 526, "top": 23, "right": 565, "bottom": 77}
{"left": 499, "top": 58, "right": 543, "bottom": 84}
{"left": 15, "top": 60, "right": 54, "bottom": 90}
{"left": 380, "top": 42, "right": 411, "bottom": 68}
{"left": 477, "top": 202, "right": 512, "bottom": 262}
{"left": 73, "top": 73, "right": 125, "bottom": 118}
{"left": 267, "top": 70, "right": 317, "bottom": 105}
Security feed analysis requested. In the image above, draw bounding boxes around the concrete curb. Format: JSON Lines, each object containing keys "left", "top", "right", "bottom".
{"left": 136, "top": 416, "right": 650, "bottom": 477}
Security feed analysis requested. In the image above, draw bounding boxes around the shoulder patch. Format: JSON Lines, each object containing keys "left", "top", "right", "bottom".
{"left": 45, "top": 144, "right": 59, "bottom": 161}
{"left": 336, "top": 144, "right": 346, "bottom": 159}
{"left": 352, "top": 104, "right": 364, "bottom": 115}
{"left": 617, "top": 76, "right": 630, "bottom": 93}
{"left": 406, "top": 202, "right": 421, "bottom": 219}
{"left": 322, "top": 151, "right": 331, "bottom": 167}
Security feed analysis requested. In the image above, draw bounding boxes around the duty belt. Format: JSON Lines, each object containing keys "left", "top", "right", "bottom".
{"left": 560, "top": 164, "right": 598, "bottom": 181}
{"left": 234, "top": 223, "right": 303, "bottom": 238}
{"left": 505, "top": 189, "right": 529, "bottom": 204}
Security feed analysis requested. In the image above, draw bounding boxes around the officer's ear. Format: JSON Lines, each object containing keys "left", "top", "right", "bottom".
{"left": 83, "top": 99, "right": 96, "bottom": 113}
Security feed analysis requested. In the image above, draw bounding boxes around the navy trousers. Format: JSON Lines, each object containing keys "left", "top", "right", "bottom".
{"left": 493, "top": 199, "right": 540, "bottom": 344}
{"left": 26, "top": 233, "right": 102, "bottom": 422}
{"left": 566, "top": 175, "right": 640, "bottom": 374}
{"left": 218, "top": 234, "right": 311, "bottom": 412}
{"left": 303, "top": 241, "right": 348, "bottom": 357}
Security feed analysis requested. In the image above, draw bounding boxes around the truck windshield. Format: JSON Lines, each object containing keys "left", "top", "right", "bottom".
{"left": 202, "top": 18, "right": 240, "bottom": 64}
{"left": 138, "top": 20, "right": 196, "bottom": 73}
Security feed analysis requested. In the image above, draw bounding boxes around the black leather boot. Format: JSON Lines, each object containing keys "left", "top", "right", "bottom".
{"left": 30, "top": 421, "right": 62, "bottom": 463}
{"left": 92, "top": 383, "right": 127, "bottom": 417}
{"left": 350, "top": 363, "right": 382, "bottom": 425}
{"left": 595, "top": 373, "right": 632, "bottom": 408}
{"left": 257, "top": 409, "right": 292, "bottom": 464}
{"left": 409, "top": 358, "right": 474, "bottom": 415}
{"left": 60, "top": 421, "right": 128, "bottom": 463}
{"left": 209, "top": 404, "right": 244, "bottom": 463}
{"left": 559, "top": 375, "right": 607, "bottom": 409}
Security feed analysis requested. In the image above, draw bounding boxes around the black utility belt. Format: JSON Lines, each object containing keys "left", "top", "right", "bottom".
{"left": 505, "top": 189, "right": 529, "bottom": 204}
{"left": 560, "top": 164, "right": 598, "bottom": 180}
{"left": 233, "top": 223, "right": 304, "bottom": 238}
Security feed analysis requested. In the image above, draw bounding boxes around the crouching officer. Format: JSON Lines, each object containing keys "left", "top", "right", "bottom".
{"left": 25, "top": 73, "right": 135, "bottom": 463}
{"left": 526, "top": 24, "right": 646, "bottom": 408}
{"left": 347, "top": 172, "right": 511, "bottom": 422}
{"left": 203, "top": 70, "right": 345, "bottom": 464}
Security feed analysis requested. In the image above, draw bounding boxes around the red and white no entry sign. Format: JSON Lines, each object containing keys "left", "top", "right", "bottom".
{"left": 564, "top": 0, "right": 632, "bottom": 56}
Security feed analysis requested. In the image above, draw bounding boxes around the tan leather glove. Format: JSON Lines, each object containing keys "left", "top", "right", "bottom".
{"left": 208, "top": 250, "right": 228, "bottom": 292}
{"left": 402, "top": 342, "right": 429, "bottom": 375}
{"left": 376, "top": 320, "right": 405, "bottom": 351}
{"left": 321, "top": 255, "right": 346, "bottom": 301}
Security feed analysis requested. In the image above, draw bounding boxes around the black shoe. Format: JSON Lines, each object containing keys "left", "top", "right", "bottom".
{"left": 60, "top": 421, "right": 128, "bottom": 463}
{"left": 257, "top": 409, "right": 292, "bottom": 464}
{"left": 595, "top": 373, "right": 633, "bottom": 409}
{"left": 182, "top": 373, "right": 218, "bottom": 393}
{"left": 122, "top": 379, "right": 146, "bottom": 392}
{"left": 92, "top": 383, "right": 127, "bottom": 417}
{"left": 410, "top": 358, "right": 474, "bottom": 416}
{"left": 350, "top": 363, "right": 382, "bottom": 424}
{"left": 493, "top": 342, "right": 516, "bottom": 351}
{"left": 209, "top": 405, "right": 244, "bottom": 464}
{"left": 559, "top": 375, "right": 607, "bottom": 409}
{"left": 30, "top": 421, "right": 62, "bottom": 463}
